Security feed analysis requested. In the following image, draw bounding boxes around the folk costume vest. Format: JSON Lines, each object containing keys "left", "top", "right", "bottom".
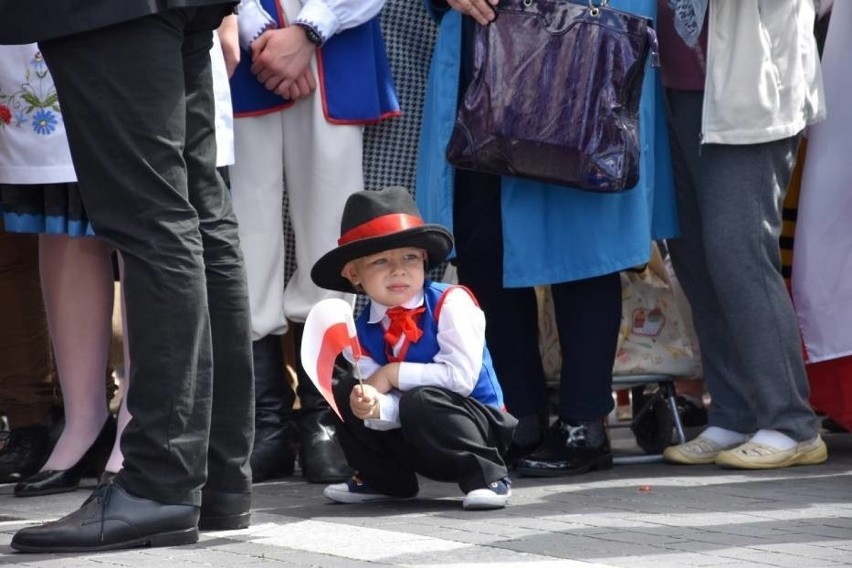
{"left": 230, "top": 0, "right": 400, "bottom": 123}
{"left": 356, "top": 281, "right": 505, "bottom": 410}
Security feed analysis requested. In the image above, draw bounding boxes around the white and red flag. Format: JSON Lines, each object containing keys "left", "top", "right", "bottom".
{"left": 300, "top": 298, "right": 363, "bottom": 421}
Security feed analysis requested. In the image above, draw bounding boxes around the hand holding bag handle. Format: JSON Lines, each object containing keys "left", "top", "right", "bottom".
{"left": 446, "top": 0, "right": 658, "bottom": 192}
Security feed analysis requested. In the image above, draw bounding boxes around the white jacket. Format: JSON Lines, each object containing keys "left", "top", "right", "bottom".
{"left": 703, "top": 0, "right": 825, "bottom": 145}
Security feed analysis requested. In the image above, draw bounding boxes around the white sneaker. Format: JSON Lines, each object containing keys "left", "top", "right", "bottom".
{"left": 462, "top": 478, "right": 511, "bottom": 511}
{"left": 324, "top": 475, "right": 417, "bottom": 504}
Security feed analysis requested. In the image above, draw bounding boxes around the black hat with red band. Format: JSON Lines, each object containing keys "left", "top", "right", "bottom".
{"left": 311, "top": 187, "right": 454, "bottom": 293}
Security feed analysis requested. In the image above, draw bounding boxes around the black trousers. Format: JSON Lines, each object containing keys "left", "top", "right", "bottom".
{"left": 332, "top": 374, "right": 516, "bottom": 496}
{"left": 40, "top": 7, "right": 254, "bottom": 506}
{"left": 453, "top": 170, "right": 621, "bottom": 423}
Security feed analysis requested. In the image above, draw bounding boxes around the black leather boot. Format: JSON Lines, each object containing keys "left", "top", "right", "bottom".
{"left": 292, "top": 323, "right": 352, "bottom": 484}
{"left": 517, "top": 418, "right": 613, "bottom": 477}
{"left": 249, "top": 335, "right": 298, "bottom": 483}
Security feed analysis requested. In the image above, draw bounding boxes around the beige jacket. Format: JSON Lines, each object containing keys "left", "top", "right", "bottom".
{"left": 702, "top": 0, "right": 826, "bottom": 145}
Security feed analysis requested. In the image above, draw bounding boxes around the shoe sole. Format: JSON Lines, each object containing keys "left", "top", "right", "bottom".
{"left": 324, "top": 488, "right": 418, "bottom": 504}
{"left": 198, "top": 512, "right": 251, "bottom": 531}
{"left": 662, "top": 448, "right": 719, "bottom": 465}
{"left": 516, "top": 455, "right": 614, "bottom": 478}
{"left": 463, "top": 491, "right": 511, "bottom": 511}
{"left": 10, "top": 527, "right": 199, "bottom": 553}
{"left": 716, "top": 444, "right": 829, "bottom": 469}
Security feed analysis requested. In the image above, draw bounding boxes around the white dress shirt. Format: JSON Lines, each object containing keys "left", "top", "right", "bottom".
{"left": 343, "top": 286, "right": 487, "bottom": 431}
{"left": 295, "top": 0, "right": 386, "bottom": 44}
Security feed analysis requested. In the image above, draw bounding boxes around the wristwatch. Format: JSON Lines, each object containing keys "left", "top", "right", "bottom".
{"left": 294, "top": 22, "right": 323, "bottom": 47}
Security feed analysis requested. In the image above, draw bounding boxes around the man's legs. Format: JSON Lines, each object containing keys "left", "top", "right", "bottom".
{"left": 39, "top": 10, "right": 214, "bottom": 507}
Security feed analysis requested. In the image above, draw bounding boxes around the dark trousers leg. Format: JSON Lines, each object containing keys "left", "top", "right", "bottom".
{"left": 0, "top": 232, "right": 55, "bottom": 428}
{"left": 453, "top": 170, "right": 548, "bottom": 419}
{"left": 182, "top": 32, "right": 254, "bottom": 495}
{"left": 40, "top": 8, "right": 232, "bottom": 505}
{"left": 400, "top": 387, "right": 516, "bottom": 493}
{"left": 550, "top": 274, "right": 620, "bottom": 421}
{"left": 331, "top": 373, "right": 419, "bottom": 497}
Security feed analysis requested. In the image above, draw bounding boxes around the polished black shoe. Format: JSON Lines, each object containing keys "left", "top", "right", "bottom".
{"left": 14, "top": 415, "right": 117, "bottom": 497}
{"left": 199, "top": 490, "right": 251, "bottom": 531}
{"left": 298, "top": 409, "right": 351, "bottom": 484}
{"left": 0, "top": 425, "right": 51, "bottom": 484}
{"left": 517, "top": 419, "right": 613, "bottom": 477}
{"left": 10, "top": 479, "right": 199, "bottom": 553}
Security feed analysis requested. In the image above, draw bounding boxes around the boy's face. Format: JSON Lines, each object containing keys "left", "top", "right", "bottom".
{"left": 342, "top": 247, "right": 427, "bottom": 307}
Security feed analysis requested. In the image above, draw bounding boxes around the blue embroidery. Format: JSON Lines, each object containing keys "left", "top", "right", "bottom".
{"left": 0, "top": 51, "right": 62, "bottom": 135}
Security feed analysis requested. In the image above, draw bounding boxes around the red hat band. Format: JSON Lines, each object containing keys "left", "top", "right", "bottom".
{"left": 338, "top": 213, "right": 424, "bottom": 246}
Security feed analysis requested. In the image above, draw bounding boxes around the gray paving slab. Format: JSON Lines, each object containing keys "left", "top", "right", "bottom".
{"left": 0, "top": 432, "right": 849, "bottom": 567}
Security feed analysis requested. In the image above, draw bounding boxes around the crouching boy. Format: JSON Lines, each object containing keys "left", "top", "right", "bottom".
{"left": 310, "top": 187, "right": 517, "bottom": 510}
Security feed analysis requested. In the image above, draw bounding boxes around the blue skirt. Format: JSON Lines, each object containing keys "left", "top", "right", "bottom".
{"left": 0, "top": 182, "right": 95, "bottom": 237}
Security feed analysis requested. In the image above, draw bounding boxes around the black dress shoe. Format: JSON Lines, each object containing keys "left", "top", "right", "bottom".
{"left": 298, "top": 410, "right": 352, "bottom": 484}
{"left": 14, "top": 415, "right": 117, "bottom": 497}
{"left": 10, "top": 479, "right": 199, "bottom": 553}
{"left": 199, "top": 490, "right": 251, "bottom": 530}
{"left": 0, "top": 425, "right": 51, "bottom": 484}
{"left": 517, "top": 419, "right": 613, "bottom": 477}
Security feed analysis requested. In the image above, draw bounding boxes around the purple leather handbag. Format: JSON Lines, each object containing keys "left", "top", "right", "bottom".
{"left": 446, "top": 0, "right": 658, "bottom": 192}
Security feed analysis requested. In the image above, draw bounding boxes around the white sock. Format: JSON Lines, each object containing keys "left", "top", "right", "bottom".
{"left": 700, "top": 426, "right": 749, "bottom": 447}
{"left": 749, "top": 429, "right": 797, "bottom": 450}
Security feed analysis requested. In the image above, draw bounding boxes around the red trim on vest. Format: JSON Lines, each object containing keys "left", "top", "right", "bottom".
{"left": 338, "top": 213, "right": 424, "bottom": 246}
{"left": 434, "top": 285, "right": 479, "bottom": 321}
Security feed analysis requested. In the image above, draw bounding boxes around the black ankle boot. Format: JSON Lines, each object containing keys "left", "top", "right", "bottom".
{"left": 250, "top": 335, "right": 298, "bottom": 483}
{"left": 517, "top": 418, "right": 613, "bottom": 477}
{"left": 292, "top": 323, "right": 352, "bottom": 484}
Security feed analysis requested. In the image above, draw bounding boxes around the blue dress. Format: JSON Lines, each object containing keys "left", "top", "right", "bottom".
{"left": 415, "top": 0, "right": 679, "bottom": 287}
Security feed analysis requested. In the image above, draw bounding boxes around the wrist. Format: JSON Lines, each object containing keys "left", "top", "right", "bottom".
{"left": 294, "top": 21, "right": 323, "bottom": 47}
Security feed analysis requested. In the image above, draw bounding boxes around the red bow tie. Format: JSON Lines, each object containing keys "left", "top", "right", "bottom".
{"left": 384, "top": 305, "right": 425, "bottom": 347}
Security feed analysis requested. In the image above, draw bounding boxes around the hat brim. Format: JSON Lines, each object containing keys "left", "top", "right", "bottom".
{"left": 311, "top": 225, "right": 454, "bottom": 293}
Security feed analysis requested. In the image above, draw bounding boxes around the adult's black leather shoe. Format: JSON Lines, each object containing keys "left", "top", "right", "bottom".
{"left": 14, "top": 415, "right": 117, "bottom": 497}
{"left": 298, "top": 409, "right": 352, "bottom": 484}
{"left": 0, "top": 425, "right": 51, "bottom": 484}
{"left": 10, "top": 479, "right": 200, "bottom": 553}
{"left": 199, "top": 490, "right": 251, "bottom": 531}
{"left": 517, "top": 419, "right": 613, "bottom": 477}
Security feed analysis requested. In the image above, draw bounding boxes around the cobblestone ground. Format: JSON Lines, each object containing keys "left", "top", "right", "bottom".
{"left": 1, "top": 430, "right": 850, "bottom": 567}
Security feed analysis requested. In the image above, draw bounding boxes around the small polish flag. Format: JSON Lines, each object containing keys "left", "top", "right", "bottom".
{"left": 301, "top": 298, "right": 362, "bottom": 421}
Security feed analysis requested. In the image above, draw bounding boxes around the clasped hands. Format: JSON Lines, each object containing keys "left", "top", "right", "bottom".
{"left": 350, "top": 363, "right": 400, "bottom": 421}
{"left": 250, "top": 26, "right": 317, "bottom": 101}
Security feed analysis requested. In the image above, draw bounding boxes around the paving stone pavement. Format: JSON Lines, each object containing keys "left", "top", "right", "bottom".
{"left": 1, "top": 431, "right": 850, "bottom": 567}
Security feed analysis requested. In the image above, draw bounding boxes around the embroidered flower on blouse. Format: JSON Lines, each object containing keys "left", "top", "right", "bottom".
{"left": 0, "top": 104, "right": 11, "bottom": 125}
{"left": 32, "top": 108, "right": 57, "bottom": 135}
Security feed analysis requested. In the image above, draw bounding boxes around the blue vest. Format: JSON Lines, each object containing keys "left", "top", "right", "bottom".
{"left": 230, "top": 0, "right": 399, "bottom": 122}
{"left": 356, "top": 281, "right": 505, "bottom": 409}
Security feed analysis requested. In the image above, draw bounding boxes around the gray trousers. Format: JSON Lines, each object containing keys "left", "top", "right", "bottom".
{"left": 665, "top": 90, "right": 816, "bottom": 441}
